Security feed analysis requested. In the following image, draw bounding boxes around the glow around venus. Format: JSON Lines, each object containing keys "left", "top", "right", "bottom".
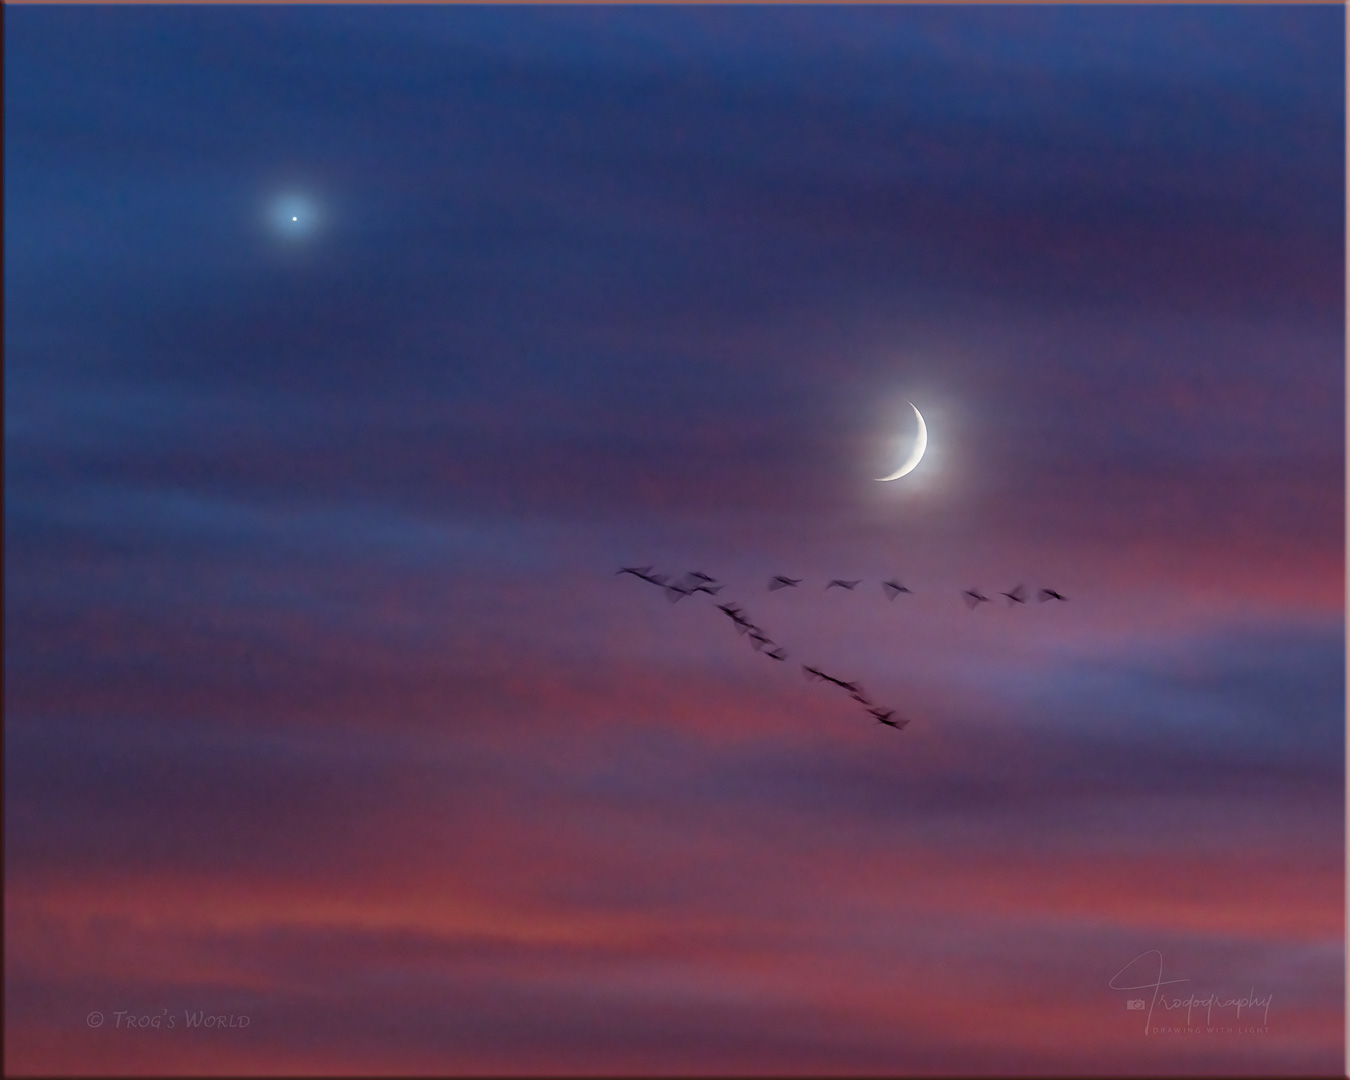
{"left": 270, "top": 193, "right": 319, "bottom": 237}
{"left": 876, "top": 401, "right": 928, "bottom": 481}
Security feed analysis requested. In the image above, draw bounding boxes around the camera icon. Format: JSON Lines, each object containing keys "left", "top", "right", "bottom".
{"left": 1126, "top": 999, "right": 1146, "bottom": 1011}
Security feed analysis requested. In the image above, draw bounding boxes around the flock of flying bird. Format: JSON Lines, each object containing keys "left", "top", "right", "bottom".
{"left": 768, "top": 575, "right": 1068, "bottom": 608}
{"left": 617, "top": 566, "right": 1070, "bottom": 732}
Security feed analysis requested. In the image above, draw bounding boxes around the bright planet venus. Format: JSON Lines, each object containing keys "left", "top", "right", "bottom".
{"left": 271, "top": 193, "right": 317, "bottom": 236}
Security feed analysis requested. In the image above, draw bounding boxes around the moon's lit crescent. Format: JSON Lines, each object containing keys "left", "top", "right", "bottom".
{"left": 876, "top": 402, "right": 927, "bottom": 481}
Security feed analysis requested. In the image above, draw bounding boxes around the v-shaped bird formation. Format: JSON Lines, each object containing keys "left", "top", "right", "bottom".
{"left": 618, "top": 567, "right": 1070, "bottom": 733}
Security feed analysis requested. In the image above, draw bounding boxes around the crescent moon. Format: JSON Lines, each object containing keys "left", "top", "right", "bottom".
{"left": 876, "top": 402, "right": 927, "bottom": 481}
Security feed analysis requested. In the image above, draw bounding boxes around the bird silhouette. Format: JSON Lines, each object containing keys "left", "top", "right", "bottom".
{"left": 768, "top": 575, "right": 802, "bottom": 591}
{"left": 686, "top": 571, "right": 717, "bottom": 584}
{"left": 803, "top": 664, "right": 865, "bottom": 700}
{"left": 1001, "top": 584, "right": 1026, "bottom": 605}
{"left": 868, "top": 707, "right": 907, "bottom": 730}
{"left": 820, "top": 671, "right": 862, "bottom": 694}
{"left": 1039, "top": 588, "right": 1068, "bottom": 602}
{"left": 717, "top": 603, "right": 753, "bottom": 630}
{"left": 765, "top": 646, "right": 788, "bottom": 661}
{"left": 826, "top": 579, "right": 861, "bottom": 591}
{"left": 619, "top": 566, "right": 670, "bottom": 588}
{"left": 962, "top": 589, "right": 991, "bottom": 610}
{"left": 882, "top": 579, "right": 913, "bottom": 600}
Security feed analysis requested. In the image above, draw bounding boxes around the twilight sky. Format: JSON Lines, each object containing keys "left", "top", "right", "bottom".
{"left": 4, "top": 5, "right": 1345, "bottom": 1076}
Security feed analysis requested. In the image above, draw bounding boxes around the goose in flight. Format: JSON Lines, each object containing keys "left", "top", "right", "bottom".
{"left": 1001, "top": 584, "right": 1026, "bottom": 605}
{"left": 881, "top": 579, "right": 913, "bottom": 600}
{"left": 962, "top": 589, "right": 991, "bottom": 610}
{"left": 820, "top": 670, "right": 863, "bottom": 695}
{"left": 803, "top": 664, "right": 864, "bottom": 698}
{"left": 768, "top": 575, "right": 802, "bottom": 591}
{"left": 826, "top": 579, "right": 861, "bottom": 591}
{"left": 618, "top": 566, "right": 669, "bottom": 587}
{"left": 1038, "top": 588, "right": 1068, "bottom": 602}
{"left": 868, "top": 707, "right": 907, "bottom": 730}
{"left": 717, "top": 603, "right": 754, "bottom": 630}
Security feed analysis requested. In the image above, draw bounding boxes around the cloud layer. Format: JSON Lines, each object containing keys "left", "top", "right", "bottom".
{"left": 5, "top": 5, "right": 1343, "bottom": 1075}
